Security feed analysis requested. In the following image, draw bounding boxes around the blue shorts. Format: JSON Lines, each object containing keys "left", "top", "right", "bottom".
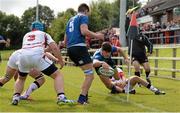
{"left": 67, "top": 46, "right": 92, "bottom": 66}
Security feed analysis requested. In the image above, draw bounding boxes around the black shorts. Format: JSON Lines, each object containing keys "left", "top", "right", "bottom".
{"left": 18, "top": 63, "right": 58, "bottom": 77}
{"left": 132, "top": 53, "right": 148, "bottom": 64}
{"left": 67, "top": 46, "right": 92, "bottom": 66}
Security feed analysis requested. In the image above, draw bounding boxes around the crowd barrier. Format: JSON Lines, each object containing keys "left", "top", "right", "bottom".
{"left": 143, "top": 28, "right": 180, "bottom": 45}
{"left": 61, "top": 45, "right": 180, "bottom": 79}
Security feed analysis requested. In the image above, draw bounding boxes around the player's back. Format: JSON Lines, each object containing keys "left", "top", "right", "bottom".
{"left": 22, "top": 30, "right": 47, "bottom": 54}
{"left": 66, "top": 14, "right": 88, "bottom": 48}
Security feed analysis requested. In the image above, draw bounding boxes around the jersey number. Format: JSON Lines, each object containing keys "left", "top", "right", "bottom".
{"left": 27, "top": 35, "right": 35, "bottom": 41}
{"left": 69, "top": 20, "right": 74, "bottom": 32}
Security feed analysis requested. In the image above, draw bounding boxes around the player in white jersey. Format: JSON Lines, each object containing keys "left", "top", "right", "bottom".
{"left": 0, "top": 49, "right": 58, "bottom": 100}
{"left": 111, "top": 68, "right": 165, "bottom": 95}
{"left": 12, "top": 21, "right": 74, "bottom": 105}
{"left": 0, "top": 49, "right": 44, "bottom": 87}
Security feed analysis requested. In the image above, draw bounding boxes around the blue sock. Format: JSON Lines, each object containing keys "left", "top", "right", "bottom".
{"left": 78, "top": 94, "right": 87, "bottom": 104}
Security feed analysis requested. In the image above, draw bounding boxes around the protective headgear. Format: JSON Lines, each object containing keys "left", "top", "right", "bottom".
{"left": 31, "top": 21, "right": 44, "bottom": 31}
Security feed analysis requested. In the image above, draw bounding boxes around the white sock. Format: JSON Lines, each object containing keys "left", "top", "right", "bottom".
{"left": 150, "top": 85, "right": 158, "bottom": 92}
{"left": 58, "top": 94, "right": 66, "bottom": 100}
{"left": 23, "top": 83, "right": 38, "bottom": 97}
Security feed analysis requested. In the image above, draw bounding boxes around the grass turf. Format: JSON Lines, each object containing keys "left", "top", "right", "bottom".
{"left": 0, "top": 62, "right": 180, "bottom": 112}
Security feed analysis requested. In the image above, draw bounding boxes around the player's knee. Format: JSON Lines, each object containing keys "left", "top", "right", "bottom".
{"left": 4, "top": 74, "right": 11, "bottom": 82}
{"left": 145, "top": 70, "right": 151, "bottom": 73}
{"left": 35, "top": 74, "right": 45, "bottom": 85}
{"left": 18, "top": 74, "right": 27, "bottom": 80}
{"left": 132, "top": 76, "right": 139, "bottom": 82}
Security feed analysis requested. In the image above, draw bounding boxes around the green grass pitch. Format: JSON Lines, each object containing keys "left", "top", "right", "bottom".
{"left": 0, "top": 61, "right": 180, "bottom": 112}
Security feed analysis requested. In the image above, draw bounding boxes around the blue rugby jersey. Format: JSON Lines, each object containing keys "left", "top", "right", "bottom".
{"left": 65, "top": 13, "right": 88, "bottom": 48}
{"left": 92, "top": 46, "right": 118, "bottom": 68}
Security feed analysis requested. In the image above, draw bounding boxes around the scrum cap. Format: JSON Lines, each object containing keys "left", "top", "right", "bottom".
{"left": 31, "top": 21, "right": 44, "bottom": 31}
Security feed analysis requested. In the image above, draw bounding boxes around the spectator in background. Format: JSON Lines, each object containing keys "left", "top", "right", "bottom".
{"left": 0, "top": 35, "right": 10, "bottom": 62}
{"left": 161, "top": 23, "right": 167, "bottom": 29}
{"left": 155, "top": 22, "right": 161, "bottom": 30}
{"left": 111, "top": 35, "right": 121, "bottom": 47}
{"left": 111, "top": 35, "right": 121, "bottom": 65}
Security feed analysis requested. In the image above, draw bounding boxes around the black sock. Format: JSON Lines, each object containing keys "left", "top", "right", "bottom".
{"left": 78, "top": 94, "right": 87, "bottom": 104}
{"left": 111, "top": 85, "right": 119, "bottom": 94}
{"left": 146, "top": 84, "right": 151, "bottom": 89}
{"left": 135, "top": 72, "right": 140, "bottom": 77}
{"left": 86, "top": 93, "right": 88, "bottom": 102}
{"left": 33, "top": 81, "right": 40, "bottom": 88}
{"left": 57, "top": 92, "right": 65, "bottom": 97}
{"left": 145, "top": 71, "right": 150, "bottom": 79}
{"left": 13, "top": 93, "right": 20, "bottom": 96}
{"left": 0, "top": 82, "right": 3, "bottom": 87}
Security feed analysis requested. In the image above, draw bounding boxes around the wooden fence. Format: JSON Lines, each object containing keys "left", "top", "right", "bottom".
{"left": 61, "top": 44, "right": 180, "bottom": 78}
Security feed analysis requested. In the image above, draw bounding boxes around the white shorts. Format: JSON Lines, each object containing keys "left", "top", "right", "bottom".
{"left": 7, "top": 50, "right": 21, "bottom": 70}
{"left": 18, "top": 52, "right": 53, "bottom": 73}
{"left": 112, "top": 79, "right": 134, "bottom": 93}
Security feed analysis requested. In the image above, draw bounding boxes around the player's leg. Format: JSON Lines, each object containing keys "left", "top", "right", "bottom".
{"left": 142, "top": 62, "right": 151, "bottom": 84}
{"left": 79, "top": 63, "right": 94, "bottom": 104}
{"left": 99, "top": 75, "right": 124, "bottom": 94}
{"left": 129, "top": 76, "right": 165, "bottom": 95}
{"left": 12, "top": 72, "right": 28, "bottom": 105}
{"left": 132, "top": 60, "right": 141, "bottom": 86}
{"left": 12, "top": 53, "right": 31, "bottom": 105}
{"left": 132, "top": 60, "right": 141, "bottom": 77}
{"left": 20, "top": 68, "right": 45, "bottom": 99}
{"left": 0, "top": 66, "right": 17, "bottom": 87}
{"left": 41, "top": 63, "right": 74, "bottom": 104}
{"left": 68, "top": 46, "right": 93, "bottom": 104}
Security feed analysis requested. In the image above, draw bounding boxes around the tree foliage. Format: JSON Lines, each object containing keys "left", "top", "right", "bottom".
{"left": 0, "top": 11, "right": 22, "bottom": 47}
{"left": 89, "top": 0, "right": 114, "bottom": 31}
{"left": 0, "top": 0, "right": 142, "bottom": 48}
{"left": 21, "top": 4, "right": 55, "bottom": 34}
{"left": 48, "top": 8, "right": 76, "bottom": 42}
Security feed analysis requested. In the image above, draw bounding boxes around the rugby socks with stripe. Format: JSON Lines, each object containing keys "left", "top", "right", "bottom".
{"left": 145, "top": 71, "right": 150, "bottom": 79}
{"left": 22, "top": 81, "right": 40, "bottom": 98}
{"left": 146, "top": 84, "right": 158, "bottom": 92}
{"left": 57, "top": 93, "right": 66, "bottom": 100}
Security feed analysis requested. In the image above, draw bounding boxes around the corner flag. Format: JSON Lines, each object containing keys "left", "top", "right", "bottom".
{"left": 127, "top": 12, "right": 139, "bottom": 40}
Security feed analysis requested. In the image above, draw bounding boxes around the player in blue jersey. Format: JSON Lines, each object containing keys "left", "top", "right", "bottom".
{"left": 64, "top": 3, "right": 104, "bottom": 104}
{"left": 92, "top": 42, "right": 129, "bottom": 93}
{"left": 93, "top": 42, "right": 165, "bottom": 95}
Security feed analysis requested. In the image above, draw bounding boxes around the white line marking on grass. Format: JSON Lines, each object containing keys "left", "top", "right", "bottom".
{"left": 66, "top": 82, "right": 163, "bottom": 112}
